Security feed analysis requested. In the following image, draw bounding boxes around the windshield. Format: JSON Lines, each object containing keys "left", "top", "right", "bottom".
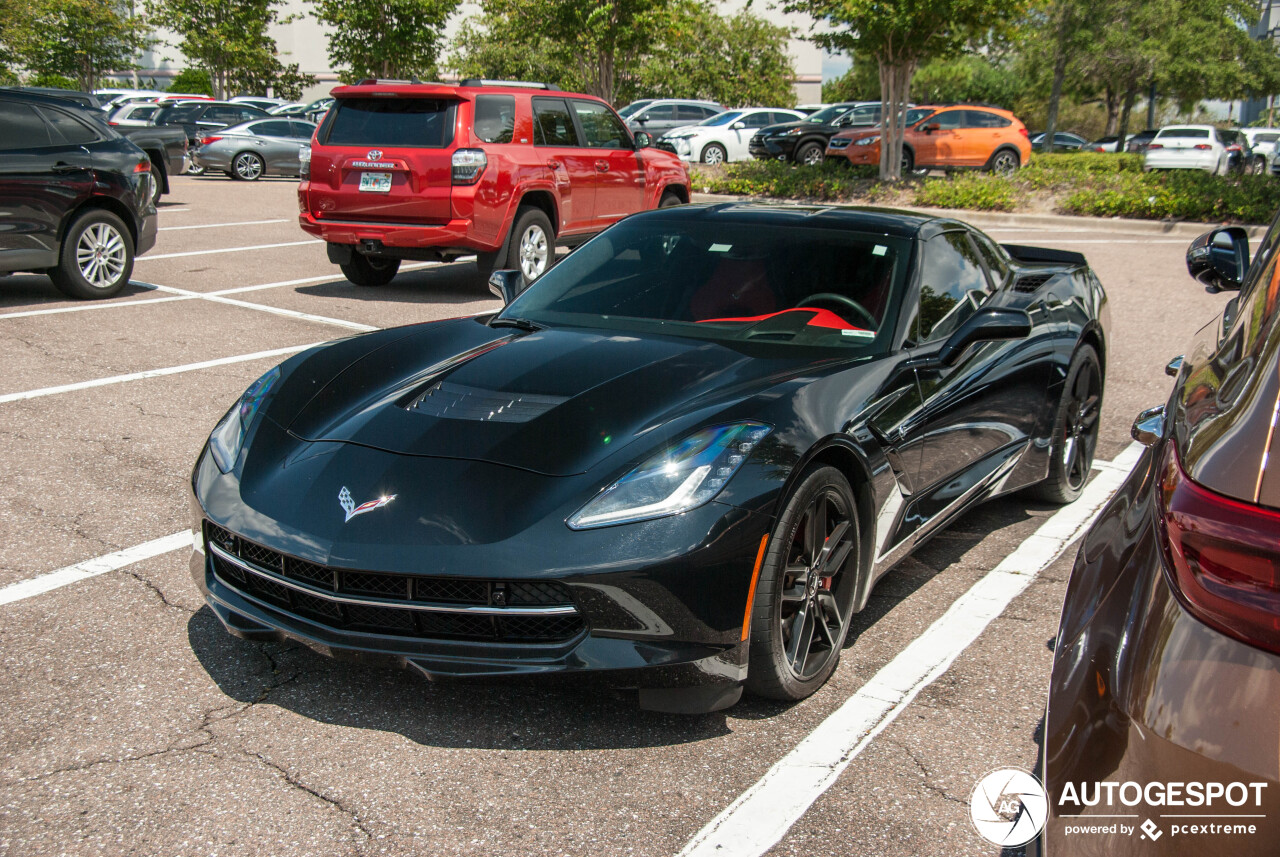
{"left": 807, "top": 104, "right": 853, "bottom": 124}
{"left": 500, "top": 218, "right": 911, "bottom": 352}
{"left": 618, "top": 101, "right": 652, "bottom": 118}
{"left": 701, "top": 110, "right": 744, "bottom": 127}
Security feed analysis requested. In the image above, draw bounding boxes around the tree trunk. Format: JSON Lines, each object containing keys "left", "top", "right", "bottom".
{"left": 1044, "top": 51, "right": 1067, "bottom": 155}
{"left": 1116, "top": 86, "right": 1138, "bottom": 145}
{"left": 878, "top": 55, "right": 914, "bottom": 182}
{"left": 1104, "top": 87, "right": 1119, "bottom": 136}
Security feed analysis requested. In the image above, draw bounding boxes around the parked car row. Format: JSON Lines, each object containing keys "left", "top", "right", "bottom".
{"left": 826, "top": 103, "right": 1031, "bottom": 176}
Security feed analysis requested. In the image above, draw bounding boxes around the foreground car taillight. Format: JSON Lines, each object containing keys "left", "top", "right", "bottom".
{"left": 1147, "top": 143, "right": 1164, "bottom": 150}
{"left": 1159, "top": 446, "right": 1280, "bottom": 655}
{"left": 452, "top": 148, "right": 487, "bottom": 184}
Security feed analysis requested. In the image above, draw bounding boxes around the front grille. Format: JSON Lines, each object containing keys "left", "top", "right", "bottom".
{"left": 204, "top": 521, "right": 584, "bottom": 643}
{"left": 828, "top": 138, "right": 851, "bottom": 149}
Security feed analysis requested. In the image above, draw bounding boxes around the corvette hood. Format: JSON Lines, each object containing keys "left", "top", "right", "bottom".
{"left": 286, "top": 320, "right": 818, "bottom": 476}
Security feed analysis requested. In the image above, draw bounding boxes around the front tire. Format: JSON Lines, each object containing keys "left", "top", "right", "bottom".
{"left": 232, "top": 151, "right": 264, "bottom": 181}
{"left": 796, "top": 141, "right": 824, "bottom": 166}
{"left": 658, "top": 190, "right": 683, "bottom": 208}
{"left": 1028, "top": 345, "right": 1101, "bottom": 504}
{"left": 747, "top": 466, "right": 860, "bottom": 701}
{"left": 48, "top": 209, "right": 134, "bottom": 300}
{"left": 339, "top": 254, "right": 400, "bottom": 287}
{"left": 506, "top": 206, "right": 554, "bottom": 286}
{"left": 701, "top": 143, "right": 727, "bottom": 165}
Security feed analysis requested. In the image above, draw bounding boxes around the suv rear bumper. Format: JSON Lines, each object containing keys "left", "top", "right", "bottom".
{"left": 299, "top": 211, "right": 502, "bottom": 257}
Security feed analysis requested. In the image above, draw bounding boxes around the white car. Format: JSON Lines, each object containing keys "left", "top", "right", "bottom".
{"left": 1241, "top": 127, "right": 1280, "bottom": 172}
{"left": 230, "top": 95, "right": 290, "bottom": 111}
{"left": 661, "top": 108, "right": 807, "bottom": 164}
{"left": 1144, "top": 125, "right": 1230, "bottom": 174}
{"left": 107, "top": 102, "right": 165, "bottom": 127}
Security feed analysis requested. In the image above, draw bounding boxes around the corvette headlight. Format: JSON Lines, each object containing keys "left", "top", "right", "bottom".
{"left": 208, "top": 366, "right": 281, "bottom": 473}
{"left": 568, "top": 422, "right": 772, "bottom": 529}
{"left": 854, "top": 135, "right": 880, "bottom": 146}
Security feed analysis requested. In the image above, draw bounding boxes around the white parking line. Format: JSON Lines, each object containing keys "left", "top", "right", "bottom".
{"left": 0, "top": 295, "right": 195, "bottom": 320}
{"left": 135, "top": 240, "right": 322, "bottom": 261}
{"left": 0, "top": 532, "right": 192, "bottom": 606}
{"left": 160, "top": 219, "right": 289, "bottom": 232}
{"left": 0, "top": 342, "right": 323, "bottom": 404}
{"left": 144, "top": 283, "right": 377, "bottom": 332}
{"left": 678, "top": 441, "right": 1145, "bottom": 857}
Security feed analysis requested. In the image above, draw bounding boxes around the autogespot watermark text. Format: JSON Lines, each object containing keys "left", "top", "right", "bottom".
{"left": 1058, "top": 781, "right": 1268, "bottom": 843}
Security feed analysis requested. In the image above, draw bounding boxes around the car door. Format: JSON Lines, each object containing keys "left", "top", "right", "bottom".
{"left": 915, "top": 109, "right": 965, "bottom": 166}
{"left": 728, "top": 111, "right": 772, "bottom": 160}
{"left": 0, "top": 99, "right": 95, "bottom": 272}
{"left": 247, "top": 120, "right": 297, "bottom": 172}
{"left": 569, "top": 99, "right": 645, "bottom": 225}
{"left": 964, "top": 110, "right": 1012, "bottom": 165}
{"left": 532, "top": 97, "right": 596, "bottom": 232}
{"left": 634, "top": 103, "right": 678, "bottom": 135}
{"left": 897, "top": 230, "right": 1055, "bottom": 514}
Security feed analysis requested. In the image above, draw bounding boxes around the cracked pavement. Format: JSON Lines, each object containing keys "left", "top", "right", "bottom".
{"left": 0, "top": 177, "right": 1233, "bottom": 855}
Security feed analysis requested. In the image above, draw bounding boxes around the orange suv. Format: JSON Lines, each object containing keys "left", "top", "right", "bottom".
{"left": 825, "top": 104, "right": 1030, "bottom": 176}
{"left": 299, "top": 79, "right": 690, "bottom": 287}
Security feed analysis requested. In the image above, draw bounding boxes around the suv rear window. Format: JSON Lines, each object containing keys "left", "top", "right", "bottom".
{"left": 323, "top": 98, "right": 456, "bottom": 148}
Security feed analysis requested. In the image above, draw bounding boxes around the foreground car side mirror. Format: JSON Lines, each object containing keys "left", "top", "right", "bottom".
{"left": 1131, "top": 405, "right": 1166, "bottom": 446}
{"left": 937, "top": 307, "right": 1033, "bottom": 366}
{"left": 634, "top": 130, "right": 653, "bottom": 149}
{"left": 1187, "top": 226, "right": 1249, "bottom": 292}
{"left": 488, "top": 269, "right": 522, "bottom": 304}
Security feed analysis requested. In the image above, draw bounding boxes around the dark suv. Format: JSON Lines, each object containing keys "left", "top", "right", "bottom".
{"left": 0, "top": 90, "right": 157, "bottom": 299}
{"left": 298, "top": 79, "right": 691, "bottom": 287}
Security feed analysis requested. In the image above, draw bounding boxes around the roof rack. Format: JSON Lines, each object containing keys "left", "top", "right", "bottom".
{"left": 355, "top": 78, "right": 445, "bottom": 86}
{"left": 458, "top": 78, "right": 561, "bottom": 91}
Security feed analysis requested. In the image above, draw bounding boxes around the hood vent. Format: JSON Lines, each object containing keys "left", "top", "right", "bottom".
{"left": 407, "top": 380, "right": 566, "bottom": 423}
{"left": 1012, "top": 272, "right": 1055, "bottom": 293}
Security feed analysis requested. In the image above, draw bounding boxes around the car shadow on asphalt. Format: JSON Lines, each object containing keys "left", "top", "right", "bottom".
{"left": 185, "top": 494, "right": 1048, "bottom": 748}
{"left": 295, "top": 262, "right": 496, "bottom": 306}
{"left": 0, "top": 274, "right": 161, "bottom": 310}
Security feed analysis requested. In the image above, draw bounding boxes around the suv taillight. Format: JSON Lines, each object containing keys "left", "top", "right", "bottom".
{"left": 1160, "top": 446, "right": 1280, "bottom": 655}
{"left": 299, "top": 144, "right": 311, "bottom": 180}
{"left": 452, "top": 148, "right": 487, "bottom": 184}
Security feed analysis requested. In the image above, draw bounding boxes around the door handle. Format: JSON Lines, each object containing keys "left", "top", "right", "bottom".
{"left": 546, "top": 160, "right": 561, "bottom": 169}
{"left": 596, "top": 161, "right": 609, "bottom": 172}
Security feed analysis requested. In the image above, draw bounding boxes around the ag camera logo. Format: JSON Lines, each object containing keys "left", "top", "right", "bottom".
{"left": 970, "top": 768, "right": 1048, "bottom": 847}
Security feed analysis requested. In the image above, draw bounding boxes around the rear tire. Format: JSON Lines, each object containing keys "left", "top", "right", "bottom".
{"left": 339, "top": 254, "right": 400, "bottom": 287}
{"left": 505, "top": 206, "right": 555, "bottom": 286}
{"left": 48, "top": 209, "right": 134, "bottom": 300}
{"left": 988, "top": 148, "right": 1021, "bottom": 177}
{"left": 149, "top": 163, "right": 163, "bottom": 204}
{"left": 747, "top": 465, "right": 860, "bottom": 701}
{"left": 1028, "top": 345, "right": 1102, "bottom": 504}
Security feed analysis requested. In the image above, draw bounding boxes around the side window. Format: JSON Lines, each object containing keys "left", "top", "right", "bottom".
{"left": 676, "top": 105, "right": 706, "bottom": 121}
{"left": 968, "top": 231, "right": 1010, "bottom": 287}
{"left": 641, "top": 104, "right": 676, "bottom": 122}
{"left": 572, "top": 100, "right": 630, "bottom": 149}
{"left": 289, "top": 121, "right": 316, "bottom": 139}
{"left": 932, "top": 110, "right": 965, "bottom": 130}
{"left": 916, "top": 232, "right": 991, "bottom": 342}
{"left": 968, "top": 110, "right": 1011, "bottom": 128}
{"left": 0, "top": 101, "right": 52, "bottom": 149}
{"left": 38, "top": 107, "right": 100, "bottom": 145}
{"left": 848, "top": 106, "right": 878, "bottom": 125}
{"left": 473, "top": 95, "right": 515, "bottom": 144}
{"left": 252, "top": 120, "right": 292, "bottom": 137}
{"left": 742, "top": 112, "right": 771, "bottom": 128}
{"left": 532, "top": 98, "right": 580, "bottom": 147}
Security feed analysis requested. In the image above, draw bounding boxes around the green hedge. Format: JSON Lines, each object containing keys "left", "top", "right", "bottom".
{"left": 695, "top": 152, "right": 1280, "bottom": 224}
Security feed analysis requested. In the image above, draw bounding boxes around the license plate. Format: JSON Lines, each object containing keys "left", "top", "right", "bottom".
{"left": 359, "top": 172, "right": 392, "bottom": 192}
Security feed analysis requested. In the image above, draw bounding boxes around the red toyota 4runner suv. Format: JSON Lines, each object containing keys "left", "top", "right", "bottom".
{"left": 298, "top": 79, "right": 691, "bottom": 287}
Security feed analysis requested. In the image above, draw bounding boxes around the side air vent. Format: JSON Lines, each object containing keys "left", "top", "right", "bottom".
{"left": 1013, "top": 272, "right": 1055, "bottom": 293}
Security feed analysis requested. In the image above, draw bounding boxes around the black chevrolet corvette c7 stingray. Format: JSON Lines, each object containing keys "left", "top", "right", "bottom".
{"left": 189, "top": 203, "right": 1109, "bottom": 713}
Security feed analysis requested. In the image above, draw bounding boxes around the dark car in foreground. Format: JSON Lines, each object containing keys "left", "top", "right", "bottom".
{"left": 0, "top": 89, "right": 157, "bottom": 298}
{"left": 191, "top": 203, "right": 1108, "bottom": 713}
{"left": 1043, "top": 218, "right": 1280, "bottom": 853}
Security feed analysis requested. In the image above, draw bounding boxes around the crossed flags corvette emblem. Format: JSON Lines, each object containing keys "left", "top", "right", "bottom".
{"left": 338, "top": 486, "right": 396, "bottom": 523}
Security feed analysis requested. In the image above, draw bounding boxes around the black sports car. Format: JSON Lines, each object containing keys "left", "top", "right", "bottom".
{"left": 190, "top": 204, "right": 1109, "bottom": 713}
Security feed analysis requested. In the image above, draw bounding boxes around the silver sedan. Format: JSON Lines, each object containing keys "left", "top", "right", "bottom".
{"left": 194, "top": 118, "right": 316, "bottom": 180}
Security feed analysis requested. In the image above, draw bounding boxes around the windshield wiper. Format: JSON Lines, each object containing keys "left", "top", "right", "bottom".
{"left": 489, "top": 316, "right": 544, "bottom": 332}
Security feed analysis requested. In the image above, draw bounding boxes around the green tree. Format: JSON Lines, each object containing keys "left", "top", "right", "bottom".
{"left": 821, "top": 54, "right": 879, "bottom": 103}
{"left": 146, "top": 0, "right": 311, "bottom": 98}
{"left": 786, "top": 0, "right": 1027, "bottom": 180}
{"left": 309, "top": 0, "right": 461, "bottom": 82}
{"left": 169, "top": 67, "right": 214, "bottom": 95}
{"left": 636, "top": 3, "right": 795, "bottom": 106}
{"left": 7, "top": 0, "right": 151, "bottom": 91}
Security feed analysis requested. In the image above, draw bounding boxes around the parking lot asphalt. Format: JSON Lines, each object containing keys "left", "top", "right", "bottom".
{"left": 0, "top": 174, "right": 1235, "bottom": 856}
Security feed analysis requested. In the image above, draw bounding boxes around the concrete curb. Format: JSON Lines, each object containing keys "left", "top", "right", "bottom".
{"left": 687, "top": 193, "right": 1270, "bottom": 239}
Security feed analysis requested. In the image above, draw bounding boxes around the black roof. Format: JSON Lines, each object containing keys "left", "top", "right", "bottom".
{"left": 632, "top": 202, "right": 952, "bottom": 238}
{"left": 0, "top": 86, "right": 101, "bottom": 109}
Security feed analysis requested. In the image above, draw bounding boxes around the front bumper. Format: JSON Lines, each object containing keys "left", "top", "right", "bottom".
{"left": 1044, "top": 443, "right": 1280, "bottom": 855}
{"left": 749, "top": 135, "right": 795, "bottom": 160}
{"left": 189, "top": 447, "right": 772, "bottom": 691}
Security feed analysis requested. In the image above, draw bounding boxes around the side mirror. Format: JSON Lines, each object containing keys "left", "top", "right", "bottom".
{"left": 634, "top": 130, "right": 652, "bottom": 149}
{"left": 488, "top": 269, "right": 522, "bottom": 304}
{"left": 730, "top": 121, "right": 745, "bottom": 130}
{"left": 937, "top": 307, "right": 1033, "bottom": 366}
{"left": 1187, "top": 226, "right": 1248, "bottom": 292}
{"left": 1131, "top": 405, "right": 1166, "bottom": 447}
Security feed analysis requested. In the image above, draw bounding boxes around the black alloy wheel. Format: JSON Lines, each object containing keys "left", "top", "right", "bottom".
{"left": 1030, "top": 345, "right": 1101, "bottom": 503}
{"left": 748, "top": 466, "right": 859, "bottom": 700}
